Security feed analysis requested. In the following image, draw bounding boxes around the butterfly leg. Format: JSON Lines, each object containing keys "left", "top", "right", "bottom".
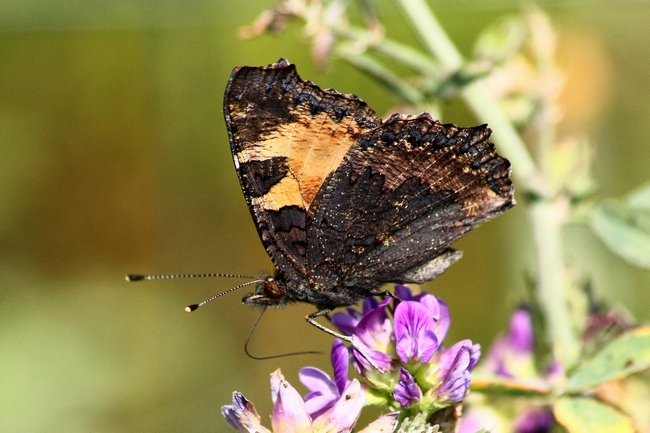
{"left": 305, "top": 309, "right": 351, "bottom": 341}
{"left": 306, "top": 309, "right": 384, "bottom": 372}
{"left": 378, "top": 290, "right": 400, "bottom": 301}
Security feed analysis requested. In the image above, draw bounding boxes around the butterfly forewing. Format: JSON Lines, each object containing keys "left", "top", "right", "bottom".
{"left": 224, "top": 59, "right": 381, "bottom": 284}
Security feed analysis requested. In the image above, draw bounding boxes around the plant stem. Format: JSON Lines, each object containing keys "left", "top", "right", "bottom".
{"left": 341, "top": 27, "right": 439, "bottom": 76}
{"left": 336, "top": 45, "right": 425, "bottom": 106}
{"left": 394, "top": 0, "right": 539, "bottom": 192}
{"left": 530, "top": 200, "right": 578, "bottom": 365}
{"left": 526, "top": 9, "right": 578, "bottom": 364}
{"left": 394, "top": 0, "right": 579, "bottom": 365}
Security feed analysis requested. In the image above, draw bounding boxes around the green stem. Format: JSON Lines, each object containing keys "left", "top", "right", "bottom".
{"left": 394, "top": 0, "right": 539, "bottom": 192}
{"left": 394, "top": 0, "right": 578, "bottom": 365}
{"left": 393, "top": 0, "right": 463, "bottom": 69}
{"left": 336, "top": 46, "right": 425, "bottom": 106}
{"left": 530, "top": 200, "right": 578, "bottom": 364}
{"left": 341, "top": 27, "right": 439, "bottom": 76}
{"left": 461, "top": 85, "right": 545, "bottom": 195}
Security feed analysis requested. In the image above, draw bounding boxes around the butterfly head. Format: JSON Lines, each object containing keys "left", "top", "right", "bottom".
{"left": 242, "top": 275, "right": 288, "bottom": 307}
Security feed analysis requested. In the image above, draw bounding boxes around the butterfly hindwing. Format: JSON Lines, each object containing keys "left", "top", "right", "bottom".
{"left": 307, "top": 113, "right": 513, "bottom": 290}
{"left": 224, "top": 59, "right": 381, "bottom": 282}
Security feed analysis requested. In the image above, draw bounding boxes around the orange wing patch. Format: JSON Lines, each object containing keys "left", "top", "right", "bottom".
{"left": 226, "top": 60, "right": 381, "bottom": 212}
{"left": 234, "top": 109, "right": 362, "bottom": 211}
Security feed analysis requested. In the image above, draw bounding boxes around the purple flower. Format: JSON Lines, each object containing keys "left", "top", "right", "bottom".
{"left": 300, "top": 340, "right": 349, "bottom": 418}
{"left": 336, "top": 298, "right": 393, "bottom": 353}
{"left": 483, "top": 307, "right": 536, "bottom": 378}
{"left": 394, "top": 301, "right": 439, "bottom": 364}
{"left": 395, "top": 285, "right": 451, "bottom": 341}
{"left": 331, "top": 297, "right": 381, "bottom": 335}
{"left": 433, "top": 340, "right": 480, "bottom": 403}
{"left": 222, "top": 369, "right": 398, "bottom": 433}
{"left": 222, "top": 392, "right": 268, "bottom": 433}
{"left": 341, "top": 297, "right": 395, "bottom": 373}
{"left": 394, "top": 368, "right": 422, "bottom": 407}
{"left": 460, "top": 308, "right": 555, "bottom": 433}
{"left": 508, "top": 309, "right": 534, "bottom": 354}
{"left": 271, "top": 371, "right": 313, "bottom": 432}
{"left": 329, "top": 285, "right": 480, "bottom": 416}
{"left": 514, "top": 407, "right": 554, "bottom": 433}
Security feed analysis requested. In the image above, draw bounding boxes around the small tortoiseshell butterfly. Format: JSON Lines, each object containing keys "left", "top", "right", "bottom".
{"left": 223, "top": 58, "right": 514, "bottom": 321}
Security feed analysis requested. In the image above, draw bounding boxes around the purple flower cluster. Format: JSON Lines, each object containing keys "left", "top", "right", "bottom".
{"left": 481, "top": 308, "right": 536, "bottom": 379}
{"left": 459, "top": 308, "right": 555, "bottom": 433}
{"left": 222, "top": 369, "right": 398, "bottom": 433}
{"left": 300, "top": 285, "right": 480, "bottom": 417}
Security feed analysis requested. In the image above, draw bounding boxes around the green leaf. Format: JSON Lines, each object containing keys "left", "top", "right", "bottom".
{"left": 566, "top": 326, "right": 650, "bottom": 392}
{"left": 627, "top": 182, "right": 650, "bottom": 211}
{"left": 473, "top": 15, "right": 527, "bottom": 64}
{"left": 590, "top": 199, "right": 650, "bottom": 269}
{"left": 553, "top": 396, "right": 635, "bottom": 433}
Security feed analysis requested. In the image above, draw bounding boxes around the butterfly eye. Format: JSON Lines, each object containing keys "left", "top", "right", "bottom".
{"left": 263, "top": 279, "right": 285, "bottom": 300}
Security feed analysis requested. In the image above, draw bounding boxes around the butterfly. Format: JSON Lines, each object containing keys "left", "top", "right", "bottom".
{"left": 224, "top": 58, "right": 514, "bottom": 325}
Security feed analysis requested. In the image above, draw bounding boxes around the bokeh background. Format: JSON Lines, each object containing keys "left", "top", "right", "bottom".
{"left": 1, "top": 0, "right": 649, "bottom": 431}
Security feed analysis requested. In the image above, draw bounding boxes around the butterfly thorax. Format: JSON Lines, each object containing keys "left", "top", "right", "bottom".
{"left": 242, "top": 273, "right": 382, "bottom": 310}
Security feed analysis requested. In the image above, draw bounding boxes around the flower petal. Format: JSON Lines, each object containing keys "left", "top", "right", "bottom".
{"left": 508, "top": 309, "right": 534, "bottom": 354}
{"left": 331, "top": 339, "right": 349, "bottom": 393}
{"left": 351, "top": 336, "right": 394, "bottom": 374}
{"left": 420, "top": 294, "right": 450, "bottom": 343}
{"left": 467, "top": 343, "right": 481, "bottom": 371}
{"left": 270, "top": 369, "right": 284, "bottom": 405}
{"left": 222, "top": 392, "right": 271, "bottom": 433}
{"left": 311, "top": 379, "right": 365, "bottom": 432}
{"left": 303, "top": 392, "right": 338, "bottom": 421}
{"left": 331, "top": 311, "right": 360, "bottom": 336}
{"left": 394, "top": 368, "right": 422, "bottom": 408}
{"left": 394, "top": 301, "right": 438, "bottom": 364}
{"left": 437, "top": 369, "right": 471, "bottom": 403}
{"left": 394, "top": 287, "right": 451, "bottom": 344}
{"left": 513, "top": 407, "right": 554, "bottom": 433}
{"left": 299, "top": 367, "right": 338, "bottom": 419}
{"left": 394, "top": 284, "right": 413, "bottom": 301}
{"left": 271, "top": 378, "right": 312, "bottom": 432}
{"left": 436, "top": 344, "right": 472, "bottom": 403}
{"left": 438, "top": 340, "right": 478, "bottom": 379}
{"left": 353, "top": 298, "right": 393, "bottom": 351}
{"left": 299, "top": 367, "right": 336, "bottom": 394}
{"left": 362, "top": 296, "right": 380, "bottom": 314}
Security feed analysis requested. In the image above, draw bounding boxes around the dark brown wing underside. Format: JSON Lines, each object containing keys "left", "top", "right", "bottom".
{"left": 306, "top": 113, "right": 514, "bottom": 291}
{"left": 224, "top": 59, "right": 381, "bottom": 281}
{"left": 224, "top": 59, "right": 514, "bottom": 298}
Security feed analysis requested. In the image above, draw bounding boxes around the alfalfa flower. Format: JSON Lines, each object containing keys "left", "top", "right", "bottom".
{"left": 459, "top": 308, "right": 555, "bottom": 433}
{"left": 222, "top": 369, "right": 398, "bottom": 433}
{"left": 330, "top": 285, "right": 481, "bottom": 417}
{"left": 299, "top": 339, "right": 350, "bottom": 418}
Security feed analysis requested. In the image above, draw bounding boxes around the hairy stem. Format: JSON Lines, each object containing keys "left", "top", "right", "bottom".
{"left": 394, "top": 0, "right": 578, "bottom": 365}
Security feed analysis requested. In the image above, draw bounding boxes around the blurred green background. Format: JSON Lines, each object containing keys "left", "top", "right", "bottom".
{"left": 1, "top": 0, "right": 649, "bottom": 431}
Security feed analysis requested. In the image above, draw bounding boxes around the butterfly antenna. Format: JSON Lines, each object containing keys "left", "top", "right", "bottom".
{"left": 244, "top": 308, "right": 320, "bottom": 360}
{"left": 126, "top": 272, "right": 256, "bottom": 281}
{"left": 185, "top": 279, "right": 262, "bottom": 313}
